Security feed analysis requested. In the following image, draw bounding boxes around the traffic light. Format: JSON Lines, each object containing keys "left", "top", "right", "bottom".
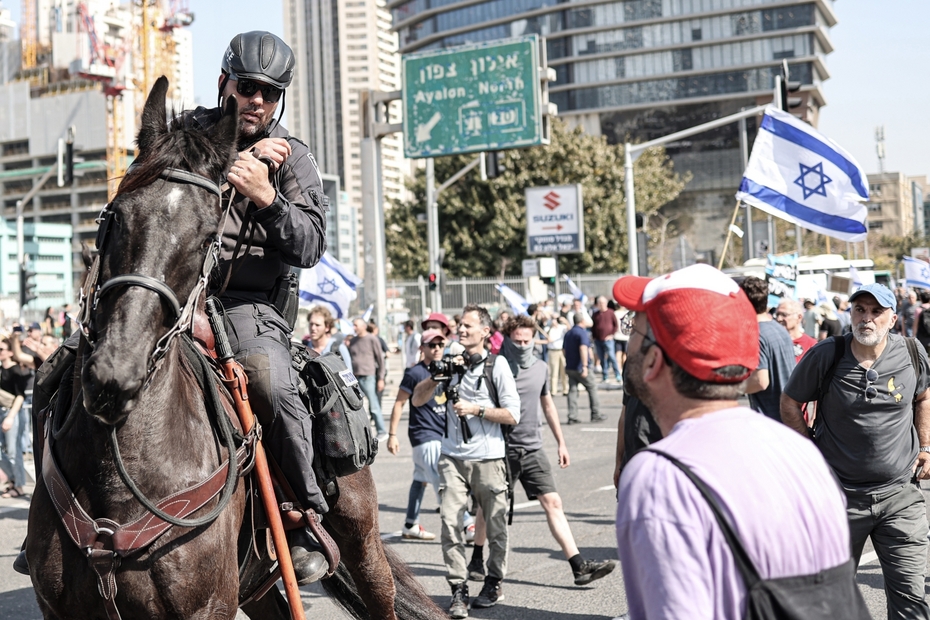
{"left": 64, "top": 139, "right": 74, "bottom": 185}
{"left": 484, "top": 151, "right": 502, "bottom": 179}
{"left": 19, "top": 265, "right": 37, "bottom": 308}
{"left": 428, "top": 272, "right": 438, "bottom": 291}
{"left": 778, "top": 60, "right": 803, "bottom": 112}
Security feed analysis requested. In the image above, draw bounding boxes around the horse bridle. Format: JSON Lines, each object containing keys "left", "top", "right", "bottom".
{"left": 78, "top": 166, "right": 228, "bottom": 388}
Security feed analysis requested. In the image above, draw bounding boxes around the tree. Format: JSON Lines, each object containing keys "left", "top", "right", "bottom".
{"left": 385, "top": 119, "right": 688, "bottom": 279}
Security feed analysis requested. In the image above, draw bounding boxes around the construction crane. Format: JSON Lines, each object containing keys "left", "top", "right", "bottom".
{"left": 135, "top": 0, "right": 193, "bottom": 120}
{"left": 75, "top": 2, "right": 131, "bottom": 198}
{"left": 20, "top": 0, "right": 36, "bottom": 68}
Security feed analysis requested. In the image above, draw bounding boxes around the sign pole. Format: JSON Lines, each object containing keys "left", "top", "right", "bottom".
{"left": 624, "top": 143, "right": 638, "bottom": 276}
{"left": 426, "top": 158, "right": 441, "bottom": 313}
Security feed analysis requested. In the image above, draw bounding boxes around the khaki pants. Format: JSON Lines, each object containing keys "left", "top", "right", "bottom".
{"left": 548, "top": 349, "right": 567, "bottom": 394}
{"left": 439, "top": 455, "right": 509, "bottom": 585}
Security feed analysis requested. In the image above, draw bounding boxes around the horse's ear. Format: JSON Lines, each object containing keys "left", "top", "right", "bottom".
{"left": 137, "top": 76, "right": 170, "bottom": 155}
{"left": 211, "top": 95, "right": 239, "bottom": 159}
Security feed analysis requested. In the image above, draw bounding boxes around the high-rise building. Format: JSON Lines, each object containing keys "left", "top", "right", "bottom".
{"left": 0, "top": 0, "right": 195, "bottom": 292}
{"left": 865, "top": 172, "right": 914, "bottom": 238}
{"left": 284, "top": 0, "right": 406, "bottom": 277}
{"left": 391, "top": 0, "right": 836, "bottom": 259}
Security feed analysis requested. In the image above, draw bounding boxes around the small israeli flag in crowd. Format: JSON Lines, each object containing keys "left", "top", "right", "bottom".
{"left": 847, "top": 264, "right": 864, "bottom": 287}
{"left": 904, "top": 256, "right": 930, "bottom": 291}
{"left": 736, "top": 107, "right": 869, "bottom": 242}
{"left": 298, "top": 252, "right": 362, "bottom": 318}
{"left": 562, "top": 274, "right": 588, "bottom": 303}
{"left": 496, "top": 284, "right": 530, "bottom": 316}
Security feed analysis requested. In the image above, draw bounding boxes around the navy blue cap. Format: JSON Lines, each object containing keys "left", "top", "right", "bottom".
{"left": 849, "top": 284, "right": 896, "bottom": 310}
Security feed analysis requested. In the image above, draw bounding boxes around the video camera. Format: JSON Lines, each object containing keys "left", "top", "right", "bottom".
{"left": 427, "top": 343, "right": 476, "bottom": 443}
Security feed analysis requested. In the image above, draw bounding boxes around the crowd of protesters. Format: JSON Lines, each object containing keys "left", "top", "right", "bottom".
{"left": 0, "top": 307, "right": 73, "bottom": 499}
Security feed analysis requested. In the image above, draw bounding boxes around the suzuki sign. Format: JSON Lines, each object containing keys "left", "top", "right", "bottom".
{"left": 525, "top": 184, "right": 584, "bottom": 255}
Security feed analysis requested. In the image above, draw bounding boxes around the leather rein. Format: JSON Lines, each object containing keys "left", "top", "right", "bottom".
{"left": 46, "top": 167, "right": 254, "bottom": 620}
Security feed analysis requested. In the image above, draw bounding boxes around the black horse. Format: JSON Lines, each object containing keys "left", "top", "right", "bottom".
{"left": 27, "top": 77, "right": 446, "bottom": 620}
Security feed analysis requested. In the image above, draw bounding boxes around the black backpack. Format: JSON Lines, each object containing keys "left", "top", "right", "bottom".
{"left": 646, "top": 449, "right": 871, "bottom": 620}
{"left": 290, "top": 343, "right": 378, "bottom": 495}
{"left": 917, "top": 307, "right": 930, "bottom": 350}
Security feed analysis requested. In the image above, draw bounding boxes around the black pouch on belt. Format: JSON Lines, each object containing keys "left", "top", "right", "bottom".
{"left": 271, "top": 271, "right": 300, "bottom": 331}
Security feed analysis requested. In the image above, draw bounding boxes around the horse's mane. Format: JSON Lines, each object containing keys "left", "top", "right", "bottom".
{"left": 115, "top": 111, "right": 231, "bottom": 199}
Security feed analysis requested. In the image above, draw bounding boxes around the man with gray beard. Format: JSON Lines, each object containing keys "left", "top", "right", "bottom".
{"left": 782, "top": 283, "right": 930, "bottom": 620}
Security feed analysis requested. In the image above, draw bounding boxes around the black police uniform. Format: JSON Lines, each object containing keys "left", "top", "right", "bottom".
{"left": 187, "top": 106, "right": 329, "bottom": 515}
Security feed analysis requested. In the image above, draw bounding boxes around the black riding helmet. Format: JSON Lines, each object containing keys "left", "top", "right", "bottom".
{"left": 221, "top": 31, "right": 294, "bottom": 89}
{"left": 218, "top": 31, "right": 294, "bottom": 138}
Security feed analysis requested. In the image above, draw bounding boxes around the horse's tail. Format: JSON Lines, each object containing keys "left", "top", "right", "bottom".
{"left": 320, "top": 545, "right": 447, "bottom": 620}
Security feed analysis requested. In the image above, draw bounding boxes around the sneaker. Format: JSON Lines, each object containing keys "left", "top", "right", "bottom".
{"left": 590, "top": 415, "right": 608, "bottom": 422}
{"left": 449, "top": 583, "right": 469, "bottom": 619}
{"left": 402, "top": 523, "right": 436, "bottom": 540}
{"left": 573, "top": 559, "right": 618, "bottom": 585}
{"left": 464, "top": 522, "right": 475, "bottom": 544}
{"left": 472, "top": 578, "right": 503, "bottom": 608}
{"left": 467, "top": 556, "right": 486, "bottom": 582}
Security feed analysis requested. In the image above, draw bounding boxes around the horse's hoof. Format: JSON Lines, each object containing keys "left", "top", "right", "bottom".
{"left": 292, "top": 548, "right": 327, "bottom": 585}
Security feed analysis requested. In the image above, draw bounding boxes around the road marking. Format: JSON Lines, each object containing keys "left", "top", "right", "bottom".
{"left": 0, "top": 504, "right": 28, "bottom": 516}
{"left": 858, "top": 551, "right": 878, "bottom": 566}
{"left": 581, "top": 428, "right": 618, "bottom": 432}
{"left": 596, "top": 485, "right": 615, "bottom": 491}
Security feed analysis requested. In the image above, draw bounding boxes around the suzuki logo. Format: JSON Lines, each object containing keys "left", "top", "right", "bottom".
{"left": 543, "top": 191, "right": 560, "bottom": 211}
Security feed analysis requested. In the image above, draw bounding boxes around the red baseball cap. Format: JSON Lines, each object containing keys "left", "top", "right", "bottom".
{"left": 421, "top": 328, "right": 447, "bottom": 344}
{"left": 612, "top": 264, "right": 759, "bottom": 383}
{"left": 421, "top": 312, "right": 450, "bottom": 334}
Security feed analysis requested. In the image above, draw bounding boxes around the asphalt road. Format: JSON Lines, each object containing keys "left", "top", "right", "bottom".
{"left": 0, "top": 362, "right": 913, "bottom": 619}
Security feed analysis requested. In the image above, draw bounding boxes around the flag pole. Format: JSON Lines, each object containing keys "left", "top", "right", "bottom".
{"left": 718, "top": 200, "right": 742, "bottom": 270}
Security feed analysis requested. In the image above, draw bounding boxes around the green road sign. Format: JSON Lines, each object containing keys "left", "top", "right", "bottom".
{"left": 402, "top": 36, "right": 543, "bottom": 159}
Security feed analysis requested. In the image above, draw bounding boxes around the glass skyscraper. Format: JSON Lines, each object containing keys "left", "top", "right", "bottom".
{"left": 390, "top": 0, "right": 836, "bottom": 261}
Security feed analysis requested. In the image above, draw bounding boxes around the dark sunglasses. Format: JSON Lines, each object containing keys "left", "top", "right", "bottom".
{"left": 425, "top": 341, "right": 446, "bottom": 349}
{"left": 864, "top": 368, "right": 879, "bottom": 400}
{"left": 235, "top": 78, "right": 282, "bottom": 103}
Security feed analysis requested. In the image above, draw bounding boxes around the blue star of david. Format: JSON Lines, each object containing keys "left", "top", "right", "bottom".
{"left": 793, "top": 161, "right": 832, "bottom": 200}
{"left": 922, "top": 264, "right": 930, "bottom": 282}
{"left": 318, "top": 278, "right": 339, "bottom": 295}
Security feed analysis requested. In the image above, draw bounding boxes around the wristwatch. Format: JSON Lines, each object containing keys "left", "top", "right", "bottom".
{"left": 920, "top": 447, "right": 930, "bottom": 454}
{"left": 478, "top": 406, "right": 486, "bottom": 419}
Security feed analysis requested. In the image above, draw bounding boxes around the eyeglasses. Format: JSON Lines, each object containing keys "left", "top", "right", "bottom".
{"left": 235, "top": 78, "right": 283, "bottom": 103}
{"left": 864, "top": 368, "right": 879, "bottom": 400}
{"left": 620, "top": 312, "right": 636, "bottom": 336}
{"left": 425, "top": 342, "right": 446, "bottom": 349}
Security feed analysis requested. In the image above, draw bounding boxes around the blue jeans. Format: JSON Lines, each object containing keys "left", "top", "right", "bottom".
{"left": 594, "top": 339, "right": 621, "bottom": 381}
{"left": 357, "top": 375, "right": 386, "bottom": 434}
{"left": 0, "top": 406, "right": 28, "bottom": 488}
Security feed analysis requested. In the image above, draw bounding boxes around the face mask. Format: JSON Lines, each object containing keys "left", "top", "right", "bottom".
{"left": 502, "top": 337, "right": 536, "bottom": 369}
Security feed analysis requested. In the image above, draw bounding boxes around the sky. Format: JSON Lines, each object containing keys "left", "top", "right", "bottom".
{"left": 2, "top": 0, "right": 928, "bottom": 178}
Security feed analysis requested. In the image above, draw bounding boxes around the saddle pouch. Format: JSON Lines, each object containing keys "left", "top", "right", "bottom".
{"left": 291, "top": 344, "right": 378, "bottom": 478}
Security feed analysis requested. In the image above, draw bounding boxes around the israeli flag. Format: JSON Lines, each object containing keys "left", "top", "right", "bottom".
{"left": 298, "top": 252, "right": 362, "bottom": 319}
{"left": 562, "top": 275, "right": 588, "bottom": 303}
{"left": 848, "top": 264, "right": 864, "bottom": 287}
{"left": 904, "top": 256, "right": 930, "bottom": 291}
{"left": 736, "top": 107, "right": 869, "bottom": 242}
{"left": 496, "top": 284, "right": 530, "bottom": 315}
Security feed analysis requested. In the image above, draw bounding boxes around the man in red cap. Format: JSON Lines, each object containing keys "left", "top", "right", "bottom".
{"left": 613, "top": 264, "right": 864, "bottom": 620}
{"left": 422, "top": 312, "right": 451, "bottom": 336}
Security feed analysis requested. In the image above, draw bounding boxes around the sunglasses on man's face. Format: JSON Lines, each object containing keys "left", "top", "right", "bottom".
{"left": 235, "top": 78, "right": 282, "bottom": 103}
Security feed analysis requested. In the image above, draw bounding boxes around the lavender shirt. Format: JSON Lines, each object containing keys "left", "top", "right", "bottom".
{"left": 616, "top": 407, "right": 850, "bottom": 620}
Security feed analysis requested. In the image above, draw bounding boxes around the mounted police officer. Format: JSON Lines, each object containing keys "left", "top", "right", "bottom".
{"left": 12, "top": 32, "right": 330, "bottom": 584}
{"left": 186, "top": 31, "right": 330, "bottom": 584}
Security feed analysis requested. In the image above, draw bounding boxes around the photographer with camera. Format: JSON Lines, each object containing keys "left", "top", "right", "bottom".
{"left": 412, "top": 304, "right": 521, "bottom": 618}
